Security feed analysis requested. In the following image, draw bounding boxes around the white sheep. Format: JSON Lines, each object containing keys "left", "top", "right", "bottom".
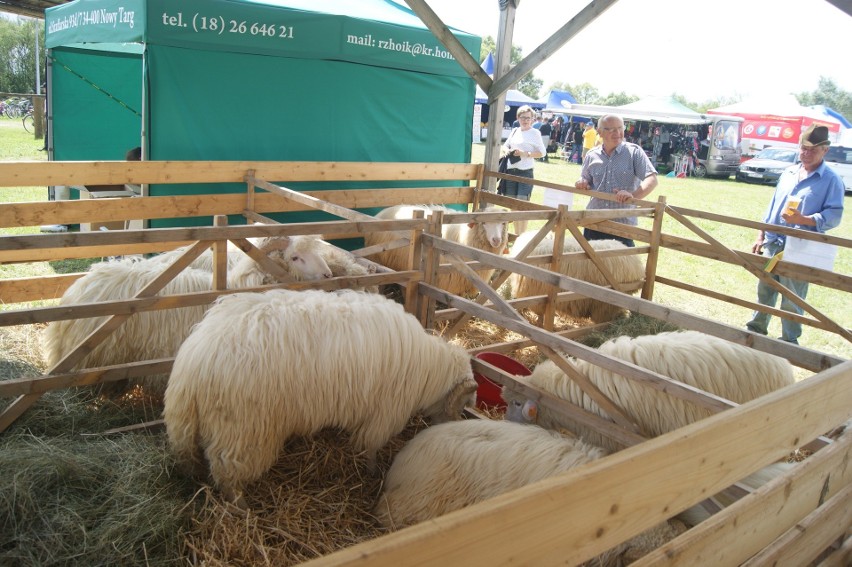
{"left": 364, "top": 204, "right": 508, "bottom": 297}
{"left": 162, "top": 288, "right": 477, "bottom": 503}
{"left": 501, "top": 330, "right": 794, "bottom": 453}
{"left": 505, "top": 231, "right": 645, "bottom": 322}
{"left": 155, "top": 234, "right": 378, "bottom": 292}
{"left": 42, "top": 236, "right": 333, "bottom": 396}
{"left": 375, "top": 419, "right": 686, "bottom": 565}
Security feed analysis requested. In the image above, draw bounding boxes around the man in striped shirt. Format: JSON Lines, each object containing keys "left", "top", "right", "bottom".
{"left": 575, "top": 114, "right": 658, "bottom": 247}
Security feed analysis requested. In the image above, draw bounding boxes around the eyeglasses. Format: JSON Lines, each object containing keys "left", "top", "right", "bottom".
{"left": 799, "top": 146, "right": 825, "bottom": 154}
{"left": 600, "top": 126, "right": 624, "bottom": 133}
{"left": 518, "top": 116, "right": 533, "bottom": 121}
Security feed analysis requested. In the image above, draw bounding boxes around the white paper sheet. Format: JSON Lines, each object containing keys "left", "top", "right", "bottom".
{"left": 542, "top": 188, "right": 574, "bottom": 209}
{"left": 783, "top": 236, "right": 837, "bottom": 271}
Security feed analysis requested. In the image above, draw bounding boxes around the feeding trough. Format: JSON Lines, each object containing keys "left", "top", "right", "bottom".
{"left": 473, "top": 352, "right": 531, "bottom": 410}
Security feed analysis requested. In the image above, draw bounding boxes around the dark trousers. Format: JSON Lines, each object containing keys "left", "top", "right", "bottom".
{"left": 583, "top": 227, "right": 635, "bottom": 248}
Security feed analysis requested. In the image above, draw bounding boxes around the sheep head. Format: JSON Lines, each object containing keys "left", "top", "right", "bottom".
{"left": 502, "top": 386, "right": 538, "bottom": 424}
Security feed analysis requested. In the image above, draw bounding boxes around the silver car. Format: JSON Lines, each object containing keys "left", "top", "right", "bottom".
{"left": 736, "top": 147, "right": 799, "bottom": 185}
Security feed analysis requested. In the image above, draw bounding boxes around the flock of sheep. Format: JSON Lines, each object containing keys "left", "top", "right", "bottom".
{"left": 40, "top": 204, "right": 798, "bottom": 563}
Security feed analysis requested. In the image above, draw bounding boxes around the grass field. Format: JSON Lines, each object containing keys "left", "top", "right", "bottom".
{"left": 0, "top": 119, "right": 849, "bottom": 359}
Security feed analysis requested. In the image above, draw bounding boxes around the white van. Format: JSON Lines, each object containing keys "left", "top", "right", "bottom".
{"left": 825, "top": 145, "right": 852, "bottom": 194}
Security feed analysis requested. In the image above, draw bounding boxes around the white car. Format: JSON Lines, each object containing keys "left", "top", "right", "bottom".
{"left": 825, "top": 146, "right": 852, "bottom": 195}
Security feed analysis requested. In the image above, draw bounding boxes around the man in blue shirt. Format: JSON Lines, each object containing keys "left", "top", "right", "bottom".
{"left": 746, "top": 124, "right": 845, "bottom": 344}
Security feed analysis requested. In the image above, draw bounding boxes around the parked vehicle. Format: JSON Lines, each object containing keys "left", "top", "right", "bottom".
{"left": 824, "top": 145, "right": 852, "bottom": 194}
{"left": 736, "top": 147, "right": 798, "bottom": 185}
{"left": 693, "top": 116, "right": 743, "bottom": 178}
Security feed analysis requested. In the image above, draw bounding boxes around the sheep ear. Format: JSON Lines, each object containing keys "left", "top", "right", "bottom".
{"left": 467, "top": 222, "right": 476, "bottom": 229}
{"left": 445, "top": 377, "right": 478, "bottom": 417}
{"left": 522, "top": 400, "right": 537, "bottom": 422}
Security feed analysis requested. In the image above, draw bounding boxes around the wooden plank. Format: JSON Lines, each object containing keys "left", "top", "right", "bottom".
{"left": 656, "top": 275, "right": 841, "bottom": 334}
{"left": 658, "top": 232, "right": 851, "bottom": 293}
{"left": 741, "top": 484, "right": 852, "bottom": 567}
{"left": 642, "top": 197, "right": 666, "bottom": 300}
{"left": 247, "top": 176, "right": 376, "bottom": 222}
{"left": 472, "top": 357, "right": 647, "bottom": 449}
{"left": 0, "top": 187, "right": 473, "bottom": 229}
{"left": 665, "top": 205, "right": 851, "bottom": 342}
{"left": 443, "top": 217, "right": 559, "bottom": 338}
{"left": 0, "top": 360, "right": 174, "bottom": 397}
{"left": 0, "top": 161, "right": 481, "bottom": 187}
{"left": 815, "top": 534, "right": 852, "bottom": 567}
{"left": 0, "top": 273, "right": 80, "bottom": 304}
{"left": 427, "top": 240, "right": 844, "bottom": 372}
{"left": 302, "top": 361, "right": 852, "bottom": 567}
{"left": 633, "top": 427, "right": 852, "bottom": 566}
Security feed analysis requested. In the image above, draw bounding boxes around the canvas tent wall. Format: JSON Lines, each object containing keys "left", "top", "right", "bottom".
{"left": 45, "top": 0, "right": 481, "bottom": 227}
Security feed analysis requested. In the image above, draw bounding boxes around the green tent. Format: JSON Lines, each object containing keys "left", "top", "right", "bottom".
{"left": 45, "top": 0, "right": 480, "bottom": 227}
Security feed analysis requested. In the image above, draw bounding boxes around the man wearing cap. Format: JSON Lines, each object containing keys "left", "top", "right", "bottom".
{"left": 745, "top": 124, "right": 844, "bottom": 344}
{"left": 582, "top": 121, "right": 597, "bottom": 160}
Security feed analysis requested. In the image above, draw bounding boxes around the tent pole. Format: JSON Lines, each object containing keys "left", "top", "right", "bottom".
{"left": 483, "top": 0, "right": 518, "bottom": 194}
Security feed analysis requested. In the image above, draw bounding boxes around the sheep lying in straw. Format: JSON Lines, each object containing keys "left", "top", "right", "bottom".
{"left": 364, "top": 204, "right": 508, "bottom": 297}
{"left": 501, "top": 330, "right": 794, "bottom": 453}
{"left": 154, "top": 234, "right": 377, "bottom": 292}
{"left": 501, "top": 330, "right": 797, "bottom": 526}
{"left": 42, "top": 235, "right": 333, "bottom": 396}
{"left": 504, "top": 231, "right": 645, "bottom": 322}
{"left": 375, "top": 419, "right": 686, "bottom": 565}
{"left": 163, "top": 288, "right": 477, "bottom": 504}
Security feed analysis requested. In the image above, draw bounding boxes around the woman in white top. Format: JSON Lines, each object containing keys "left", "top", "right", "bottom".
{"left": 501, "top": 105, "right": 546, "bottom": 233}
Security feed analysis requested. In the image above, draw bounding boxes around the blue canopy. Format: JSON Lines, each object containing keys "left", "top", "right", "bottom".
{"left": 475, "top": 85, "right": 545, "bottom": 108}
{"left": 810, "top": 105, "right": 852, "bottom": 129}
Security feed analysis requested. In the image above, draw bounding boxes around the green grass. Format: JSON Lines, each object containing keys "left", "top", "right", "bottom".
{"left": 472, "top": 143, "right": 852, "bottom": 362}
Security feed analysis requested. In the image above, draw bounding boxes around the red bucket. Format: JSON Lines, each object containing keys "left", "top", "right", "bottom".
{"left": 473, "top": 352, "right": 531, "bottom": 410}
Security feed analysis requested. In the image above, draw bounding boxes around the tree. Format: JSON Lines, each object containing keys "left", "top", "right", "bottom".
{"left": 478, "top": 35, "right": 541, "bottom": 99}
{"left": 599, "top": 91, "right": 638, "bottom": 106}
{"left": 568, "top": 83, "right": 600, "bottom": 104}
{"left": 796, "top": 77, "right": 852, "bottom": 124}
{"left": 0, "top": 16, "right": 44, "bottom": 94}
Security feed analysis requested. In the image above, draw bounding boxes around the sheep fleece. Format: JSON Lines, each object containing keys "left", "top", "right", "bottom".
{"left": 163, "top": 288, "right": 475, "bottom": 496}
{"left": 504, "top": 330, "right": 794, "bottom": 452}
{"left": 375, "top": 420, "right": 605, "bottom": 528}
{"left": 375, "top": 419, "right": 686, "bottom": 565}
{"left": 508, "top": 232, "right": 644, "bottom": 322}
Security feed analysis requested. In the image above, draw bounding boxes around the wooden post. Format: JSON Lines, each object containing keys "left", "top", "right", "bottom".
{"left": 212, "top": 215, "right": 228, "bottom": 291}
{"left": 642, "top": 195, "right": 666, "bottom": 300}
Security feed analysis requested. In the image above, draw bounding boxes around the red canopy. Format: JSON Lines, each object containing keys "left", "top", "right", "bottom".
{"left": 708, "top": 96, "right": 842, "bottom": 154}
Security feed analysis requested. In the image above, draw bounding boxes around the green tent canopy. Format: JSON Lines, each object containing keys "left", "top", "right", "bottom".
{"left": 45, "top": 0, "right": 480, "bottom": 227}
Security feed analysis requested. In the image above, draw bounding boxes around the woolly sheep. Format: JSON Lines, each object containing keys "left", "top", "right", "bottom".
{"left": 364, "top": 204, "right": 508, "bottom": 297}
{"left": 505, "top": 231, "right": 645, "bottom": 322}
{"left": 375, "top": 419, "right": 686, "bottom": 565}
{"left": 155, "top": 235, "right": 377, "bottom": 292}
{"left": 42, "top": 236, "right": 333, "bottom": 396}
{"left": 501, "top": 330, "right": 795, "bottom": 453}
{"left": 162, "top": 288, "right": 477, "bottom": 503}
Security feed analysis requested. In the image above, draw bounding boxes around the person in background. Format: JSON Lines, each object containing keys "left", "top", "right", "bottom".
{"left": 745, "top": 124, "right": 844, "bottom": 344}
{"left": 575, "top": 114, "right": 658, "bottom": 248}
{"left": 572, "top": 122, "right": 584, "bottom": 164}
{"left": 501, "top": 104, "right": 546, "bottom": 235}
{"left": 538, "top": 117, "right": 552, "bottom": 162}
{"left": 582, "top": 121, "right": 597, "bottom": 160}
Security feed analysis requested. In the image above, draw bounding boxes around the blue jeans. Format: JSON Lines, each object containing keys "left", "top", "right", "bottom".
{"left": 583, "top": 227, "right": 634, "bottom": 248}
{"left": 572, "top": 142, "right": 582, "bottom": 164}
{"left": 746, "top": 239, "right": 808, "bottom": 343}
{"left": 503, "top": 168, "right": 534, "bottom": 200}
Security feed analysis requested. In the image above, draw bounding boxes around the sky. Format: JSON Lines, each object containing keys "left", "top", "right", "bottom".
{"left": 407, "top": 0, "right": 852, "bottom": 104}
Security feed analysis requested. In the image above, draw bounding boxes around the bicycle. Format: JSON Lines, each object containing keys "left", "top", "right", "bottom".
{"left": 22, "top": 110, "right": 35, "bottom": 133}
